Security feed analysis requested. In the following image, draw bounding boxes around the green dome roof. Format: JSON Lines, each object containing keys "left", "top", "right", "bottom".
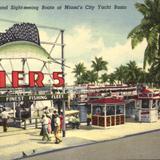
{"left": 0, "top": 41, "right": 52, "bottom": 62}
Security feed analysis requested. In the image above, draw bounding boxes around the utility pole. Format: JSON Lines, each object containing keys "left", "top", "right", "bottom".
{"left": 61, "top": 30, "right": 66, "bottom": 137}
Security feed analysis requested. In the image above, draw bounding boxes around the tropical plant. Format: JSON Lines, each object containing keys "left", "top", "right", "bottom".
{"left": 100, "top": 73, "right": 108, "bottom": 83}
{"left": 128, "top": 0, "right": 160, "bottom": 68}
{"left": 137, "top": 69, "right": 147, "bottom": 83}
{"left": 73, "top": 62, "right": 86, "bottom": 84}
{"left": 81, "top": 70, "right": 98, "bottom": 84}
{"left": 149, "top": 57, "right": 160, "bottom": 86}
{"left": 75, "top": 76, "right": 84, "bottom": 85}
{"left": 114, "top": 65, "right": 127, "bottom": 84}
{"left": 72, "top": 62, "right": 86, "bottom": 77}
{"left": 91, "top": 57, "right": 108, "bottom": 77}
{"left": 107, "top": 73, "right": 116, "bottom": 85}
{"left": 124, "top": 61, "right": 142, "bottom": 85}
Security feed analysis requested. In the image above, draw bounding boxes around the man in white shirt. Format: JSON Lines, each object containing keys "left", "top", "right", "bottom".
{"left": 41, "top": 114, "right": 51, "bottom": 141}
{"left": 1, "top": 108, "right": 9, "bottom": 132}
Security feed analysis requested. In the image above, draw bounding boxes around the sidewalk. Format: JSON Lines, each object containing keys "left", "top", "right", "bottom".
{"left": 0, "top": 120, "right": 160, "bottom": 160}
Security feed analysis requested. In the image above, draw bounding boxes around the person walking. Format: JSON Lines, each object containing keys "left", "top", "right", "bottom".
{"left": 51, "top": 110, "right": 57, "bottom": 134}
{"left": 43, "top": 106, "right": 49, "bottom": 115}
{"left": 59, "top": 112, "right": 63, "bottom": 133}
{"left": 41, "top": 114, "right": 51, "bottom": 141}
{"left": 1, "top": 108, "right": 9, "bottom": 132}
{"left": 53, "top": 114, "right": 62, "bottom": 144}
{"left": 47, "top": 114, "right": 52, "bottom": 135}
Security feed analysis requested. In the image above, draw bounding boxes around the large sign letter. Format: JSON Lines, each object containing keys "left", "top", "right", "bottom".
{"left": 53, "top": 72, "right": 64, "bottom": 87}
{"left": 0, "top": 71, "right": 6, "bottom": 88}
{"left": 12, "top": 71, "right": 24, "bottom": 88}
{"left": 29, "top": 71, "right": 44, "bottom": 87}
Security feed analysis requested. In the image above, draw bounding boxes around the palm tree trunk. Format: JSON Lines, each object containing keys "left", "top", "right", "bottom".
{"left": 158, "top": 32, "right": 160, "bottom": 56}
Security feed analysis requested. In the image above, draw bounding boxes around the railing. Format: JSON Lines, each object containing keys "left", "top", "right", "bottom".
{"left": 92, "top": 114, "right": 125, "bottom": 127}
{"left": 13, "top": 117, "right": 42, "bottom": 130}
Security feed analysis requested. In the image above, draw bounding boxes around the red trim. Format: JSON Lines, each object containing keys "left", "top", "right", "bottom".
{"left": 142, "top": 88, "right": 152, "bottom": 93}
{"left": 88, "top": 97, "right": 125, "bottom": 104}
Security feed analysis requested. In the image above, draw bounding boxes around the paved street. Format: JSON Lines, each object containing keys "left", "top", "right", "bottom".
{"left": 23, "top": 130, "right": 160, "bottom": 160}
{"left": 1, "top": 121, "right": 160, "bottom": 160}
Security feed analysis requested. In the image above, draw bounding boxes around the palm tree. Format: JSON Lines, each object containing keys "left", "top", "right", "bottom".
{"left": 73, "top": 62, "right": 86, "bottom": 84}
{"left": 72, "top": 62, "right": 86, "bottom": 77}
{"left": 128, "top": 0, "right": 160, "bottom": 68}
{"left": 75, "top": 76, "right": 84, "bottom": 85}
{"left": 124, "top": 61, "right": 142, "bottom": 85}
{"left": 75, "top": 70, "right": 98, "bottom": 84}
{"left": 91, "top": 57, "right": 108, "bottom": 79}
{"left": 144, "top": 71, "right": 153, "bottom": 86}
{"left": 114, "top": 65, "right": 127, "bottom": 84}
{"left": 88, "top": 71, "right": 98, "bottom": 83}
{"left": 107, "top": 73, "right": 116, "bottom": 85}
{"left": 149, "top": 57, "right": 160, "bottom": 87}
{"left": 100, "top": 73, "right": 108, "bottom": 84}
{"left": 73, "top": 63, "right": 86, "bottom": 84}
{"left": 137, "top": 69, "right": 147, "bottom": 84}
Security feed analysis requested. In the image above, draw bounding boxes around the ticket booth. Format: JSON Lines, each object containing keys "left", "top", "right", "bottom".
{"left": 136, "top": 88, "right": 159, "bottom": 122}
{"left": 88, "top": 97, "right": 125, "bottom": 127}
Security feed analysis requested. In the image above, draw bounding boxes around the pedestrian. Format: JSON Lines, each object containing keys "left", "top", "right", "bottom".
{"left": 43, "top": 106, "right": 49, "bottom": 115}
{"left": 87, "top": 112, "right": 92, "bottom": 126}
{"left": 59, "top": 112, "right": 63, "bottom": 133}
{"left": 53, "top": 114, "right": 62, "bottom": 144}
{"left": 51, "top": 110, "right": 57, "bottom": 134}
{"left": 40, "top": 115, "right": 43, "bottom": 136}
{"left": 47, "top": 114, "right": 52, "bottom": 135}
{"left": 1, "top": 108, "right": 9, "bottom": 132}
{"left": 41, "top": 114, "right": 51, "bottom": 141}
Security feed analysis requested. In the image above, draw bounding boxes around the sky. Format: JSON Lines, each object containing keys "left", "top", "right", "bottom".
{"left": 0, "top": 0, "right": 146, "bottom": 85}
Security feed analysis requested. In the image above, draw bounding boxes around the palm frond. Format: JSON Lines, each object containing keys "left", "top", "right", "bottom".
{"left": 135, "top": 3, "right": 149, "bottom": 16}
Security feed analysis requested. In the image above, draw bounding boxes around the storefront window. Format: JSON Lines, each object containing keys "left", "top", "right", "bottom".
{"left": 93, "top": 105, "right": 104, "bottom": 116}
{"left": 152, "top": 100, "right": 156, "bottom": 108}
{"left": 142, "top": 99, "right": 149, "bottom": 108}
{"left": 116, "top": 105, "right": 124, "bottom": 114}
{"left": 106, "top": 106, "right": 115, "bottom": 115}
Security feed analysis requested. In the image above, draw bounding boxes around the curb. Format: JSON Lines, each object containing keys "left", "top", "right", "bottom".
{"left": 13, "top": 128, "right": 160, "bottom": 160}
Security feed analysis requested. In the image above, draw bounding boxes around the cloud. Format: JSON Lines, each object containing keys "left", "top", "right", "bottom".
{"left": 97, "top": 39, "right": 147, "bottom": 71}
{"left": 65, "top": 25, "right": 104, "bottom": 62}
{"left": 64, "top": 25, "right": 147, "bottom": 84}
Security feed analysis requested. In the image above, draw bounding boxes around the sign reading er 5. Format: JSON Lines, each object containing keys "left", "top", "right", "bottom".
{"left": 0, "top": 71, "right": 64, "bottom": 88}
